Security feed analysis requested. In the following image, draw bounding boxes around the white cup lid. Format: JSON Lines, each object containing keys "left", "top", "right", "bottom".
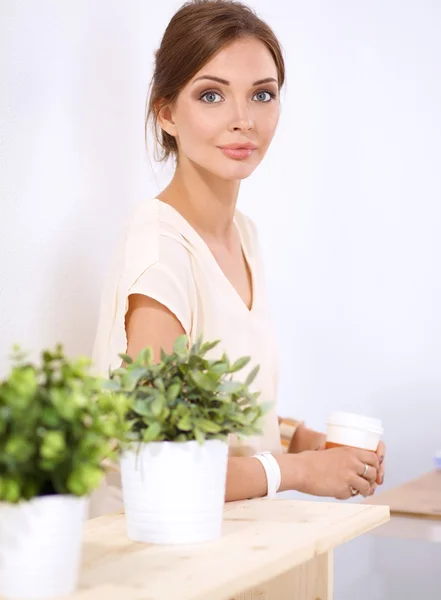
{"left": 327, "top": 411, "right": 384, "bottom": 435}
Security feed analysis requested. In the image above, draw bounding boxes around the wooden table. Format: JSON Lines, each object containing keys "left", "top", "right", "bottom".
{"left": 69, "top": 499, "right": 389, "bottom": 600}
{"left": 361, "top": 471, "right": 441, "bottom": 598}
{"left": 365, "top": 470, "right": 441, "bottom": 544}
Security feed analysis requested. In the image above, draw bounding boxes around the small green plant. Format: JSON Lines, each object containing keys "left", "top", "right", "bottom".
{"left": 109, "top": 335, "right": 271, "bottom": 445}
{"left": 0, "top": 345, "right": 131, "bottom": 503}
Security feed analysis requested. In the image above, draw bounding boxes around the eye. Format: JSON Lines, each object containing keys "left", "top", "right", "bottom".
{"left": 200, "top": 91, "right": 223, "bottom": 104}
{"left": 253, "top": 90, "right": 275, "bottom": 103}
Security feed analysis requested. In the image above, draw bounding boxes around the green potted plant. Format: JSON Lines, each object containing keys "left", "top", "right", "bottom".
{"left": 110, "top": 335, "right": 270, "bottom": 545}
{"left": 0, "top": 345, "right": 130, "bottom": 599}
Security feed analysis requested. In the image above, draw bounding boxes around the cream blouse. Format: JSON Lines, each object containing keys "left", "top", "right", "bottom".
{"left": 89, "top": 198, "right": 281, "bottom": 516}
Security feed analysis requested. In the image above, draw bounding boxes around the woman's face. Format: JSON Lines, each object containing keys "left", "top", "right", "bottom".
{"left": 160, "top": 37, "right": 281, "bottom": 181}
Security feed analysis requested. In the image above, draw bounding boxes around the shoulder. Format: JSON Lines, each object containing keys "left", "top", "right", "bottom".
{"left": 122, "top": 198, "right": 193, "bottom": 276}
{"left": 126, "top": 202, "right": 197, "bottom": 334}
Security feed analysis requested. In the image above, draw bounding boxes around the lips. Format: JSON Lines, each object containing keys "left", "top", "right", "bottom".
{"left": 218, "top": 142, "right": 257, "bottom": 160}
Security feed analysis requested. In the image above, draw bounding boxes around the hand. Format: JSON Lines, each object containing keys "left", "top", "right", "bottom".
{"left": 294, "top": 446, "right": 380, "bottom": 500}
{"left": 288, "top": 425, "right": 326, "bottom": 453}
{"left": 376, "top": 440, "right": 386, "bottom": 485}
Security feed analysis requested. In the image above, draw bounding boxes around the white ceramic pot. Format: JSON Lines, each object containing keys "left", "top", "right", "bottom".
{"left": 120, "top": 439, "right": 228, "bottom": 545}
{"left": 0, "top": 494, "right": 86, "bottom": 599}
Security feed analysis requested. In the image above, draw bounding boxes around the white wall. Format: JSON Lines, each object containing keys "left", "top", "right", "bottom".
{"left": 2, "top": 0, "right": 440, "bottom": 488}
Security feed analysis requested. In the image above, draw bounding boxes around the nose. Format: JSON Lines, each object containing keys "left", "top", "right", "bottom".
{"left": 231, "top": 118, "right": 254, "bottom": 132}
{"left": 228, "top": 102, "right": 254, "bottom": 132}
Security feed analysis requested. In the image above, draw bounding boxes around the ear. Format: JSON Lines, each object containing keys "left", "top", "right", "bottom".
{"left": 157, "top": 103, "right": 177, "bottom": 138}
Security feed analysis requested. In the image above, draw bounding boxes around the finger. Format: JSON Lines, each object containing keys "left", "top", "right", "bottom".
{"left": 377, "top": 441, "right": 386, "bottom": 463}
{"left": 356, "top": 462, "right": 378, "bottom": 484}
{"left": 377, "top": 461, "right": 385, "bottom": 484}
{"left": 376, "top": 441, "right": 386, "bottom": 484}
{"left": 317, "top": 434, "right": 327, "bottom": 451}
{"left": 349, "top": 475, "right": 371, "bottom": 497}
{"left": 338, "top": 488, "right": 354, "bottom": 500}
{"left": 353, "top": 449, "right": 380, "bottom": 470}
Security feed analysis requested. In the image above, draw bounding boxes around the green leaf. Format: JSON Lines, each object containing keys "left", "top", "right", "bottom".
{"left": 209, "top": 363, "right": 228, "bottom": 378}
{"left": 119, "top": 353, "right": 133, "bottom": 364}
{"left": 40, "top": 431, "right": 66, "bottom": 461}
{"left": 0, "top": 478, "right": 21, "bottom": 503}
{"left": 229, "top": 356, "right": 251, "bottom": 373}
{"left": 0, "top": 342, "right": 131, "bottom": 502}
{"left": 132, "top": 399, "right": 151, "bottom": 417}
{"left": 102, "top": 379, "right": 121, "bottom": 392}
{"left": 153, "top": 378, "right": 165, "bottom": 393}
{"left": 189, "top": 370, "right": 216, "bottom": 392}
{"left": 218, "top": 381, "right": 243, "bottom": 394}
{"left": 97, "top": 336, "right": 266, "bottom": 446}
{"left": 177, "top": 414, "right": 192, "bottom": 431}
{"left": 142, "top": 421, "right": 162, "bottom": 442}
{"left": 245, "top": 365, "right": 260, "bottom": 387}
{"left": 166, "top": 383, "right": 181, "bottom": 402}
{"left": 124, "top": 367, "right": 148, "bottom": 391}
{"left": 189, "top": 336, "right": 202, "bottom": 356}
{"left": 197, "top": 419, "right": 221, "bottom": 434}
{"left": 151, "top": 395, "right": 166, "bottom": 417}
{"left": 39, "top": 458, "right": 57, "bottom": 471}
{"left": 215, "top": 394, "right": 233, "bottom": 403}
{"left": 141, "top": 347, "right": 153, "bottom": 365}
{"left": 22, "top": 480, "right": 39, "bottom": 501}
{"left": 4, "top": 436, "right": 34, "bottom": 462}
{"left": 220, "top": 352, "right": 230, "bottom": 368}
{"left": 173, "top": 335, "right": 188, "bottom": 357}
{"left": 200, "top": 340, "right": 220, "bottom": 354}
{"left": 40, "top": 406, "right": 58, "bottom": 429}
{"left": 67, "top": 465, "right": 103, "bottom": 496}
{"left": 194, "top": 428, "right": 205, "bottom": 445}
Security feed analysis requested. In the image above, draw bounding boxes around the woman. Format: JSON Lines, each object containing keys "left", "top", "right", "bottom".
{"left": 92, "top": 0, "right": 385, "bottom": 516}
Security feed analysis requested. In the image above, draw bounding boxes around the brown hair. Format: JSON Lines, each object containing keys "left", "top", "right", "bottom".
{"left": 145, "top": 0, "right": 285, "bottom": 162}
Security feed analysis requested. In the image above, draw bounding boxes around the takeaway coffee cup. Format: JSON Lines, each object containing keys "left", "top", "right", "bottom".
{"left": 325, "top": 411, "right": 383, "bottom": 452}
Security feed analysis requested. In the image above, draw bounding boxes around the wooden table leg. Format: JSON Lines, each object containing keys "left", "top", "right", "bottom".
{"left": 231, "top": 550, "right": 333, "bottom": 600}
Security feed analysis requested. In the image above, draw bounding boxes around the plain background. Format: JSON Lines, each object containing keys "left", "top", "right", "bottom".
{"left": 1, "top": 1, "right": 441, "bottom": 597}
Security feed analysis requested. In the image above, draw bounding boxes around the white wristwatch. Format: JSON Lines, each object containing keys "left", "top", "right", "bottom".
{"left": 252, "top": 451, "right": 281, "bottom": 499}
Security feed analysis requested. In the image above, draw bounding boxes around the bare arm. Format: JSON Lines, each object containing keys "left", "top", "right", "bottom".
{"left": 125, "top": 294, "right": 304, "bottom": 501}
{"left": 226, "top": 453, "right": 304, "bottom": 501}
{"left": 125, "top": 294, "right": 382, "bottom": 501}
{"left": 288, "top": 424, "right": 326, "bottom": 453}
{"left": 125, "top": 294, "right": 186, "bottom": 360}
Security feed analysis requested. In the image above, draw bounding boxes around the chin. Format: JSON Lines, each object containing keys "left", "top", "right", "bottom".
{"left": 208, "top": 161, "right": 260, "bottom": 182}
{"left": 225, "top": 170, "right": 255, "bottom": 182}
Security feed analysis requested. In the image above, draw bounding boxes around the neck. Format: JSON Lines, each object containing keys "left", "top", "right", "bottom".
{"left": 158, "top": 158, "right": 241, "bottom": 242}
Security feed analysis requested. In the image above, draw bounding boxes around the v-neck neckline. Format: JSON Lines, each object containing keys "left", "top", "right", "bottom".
{"left": 154, "top": 198, "right": 256, "bottom": 314}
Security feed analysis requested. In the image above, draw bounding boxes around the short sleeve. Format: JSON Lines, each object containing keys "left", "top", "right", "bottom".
{"left": 128, "top": 234, "right": 196, "bottom": 336}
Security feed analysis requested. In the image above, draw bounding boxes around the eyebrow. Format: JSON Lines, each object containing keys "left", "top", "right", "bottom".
{"left": 193, "top": 75, "right": 278, "bottom": 86}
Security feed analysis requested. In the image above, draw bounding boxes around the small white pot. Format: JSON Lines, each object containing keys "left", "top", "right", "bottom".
{"left": 120, "top": 439, "right": 228, "bottom": 545}
{"left": 0, "top": 494, "right": 86, "bottom": 599}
